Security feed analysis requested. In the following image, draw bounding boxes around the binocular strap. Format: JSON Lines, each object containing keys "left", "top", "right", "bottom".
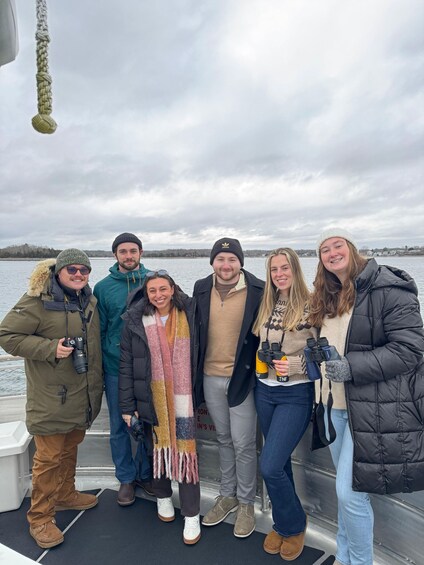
{"left": 312, "top": 380, "right": 337, "bottom": 449}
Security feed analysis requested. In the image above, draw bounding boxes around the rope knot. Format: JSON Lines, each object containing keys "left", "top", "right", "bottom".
{"left": 35, "top": 30, "right": 50, "bottom": 42}
{"left": 32, "top": 114, "right": 57, "bottom": 134}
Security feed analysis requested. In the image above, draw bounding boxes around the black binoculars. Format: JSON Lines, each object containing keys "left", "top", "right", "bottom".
{"left": 303, "top": 337, "right": 340, "bottom": 381}
{"left": 63, "top": 336, "right": 88, "bottom": 374}
{"left": 256, "top": 341, "right": 288, "bottom": 382}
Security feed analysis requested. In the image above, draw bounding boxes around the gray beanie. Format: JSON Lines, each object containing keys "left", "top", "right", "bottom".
{"left": 316, "top": 228, "right": 357, "bottom": 257}
{"left": 210, "top": 237, "right": 244, "bottom": 267}
{"left": 55, "top": 248, "right": 91, "bottom": 274}
{"left": 112, "top": 232, "right": 142, "bottom": 253}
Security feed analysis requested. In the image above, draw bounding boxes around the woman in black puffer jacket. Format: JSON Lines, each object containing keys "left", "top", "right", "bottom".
{"left": 119, "top": 271, "right": 201, "bottom": 545}
{"left": 309, "top": 228, "right": 424, "bottom": 565}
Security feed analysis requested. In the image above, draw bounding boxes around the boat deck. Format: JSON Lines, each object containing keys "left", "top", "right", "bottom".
{"left": 1, "top": 478, "right": 339, "bottom": 565}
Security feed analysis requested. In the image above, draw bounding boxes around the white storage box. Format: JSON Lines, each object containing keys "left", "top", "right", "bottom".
{"left": 0, "top": 421, "right": 32, "bottom": 512}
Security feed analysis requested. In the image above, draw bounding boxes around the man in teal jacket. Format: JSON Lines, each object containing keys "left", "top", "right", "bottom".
{"left": 94, "top": 233, "right": 152, "bottom": 505}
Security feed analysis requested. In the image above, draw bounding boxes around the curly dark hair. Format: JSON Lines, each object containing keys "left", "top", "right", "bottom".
{"left": 141, "top": 271, "right": 186, "bottom": 316}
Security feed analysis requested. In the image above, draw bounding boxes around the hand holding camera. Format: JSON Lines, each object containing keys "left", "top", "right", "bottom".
{"left": 129, "top": 415, "right": 145, "bottom": 442}
{"left": 62, "top": 336, "right": 88, "bottom": 374}
{"left": 56, "top": 337, "right": 74, "bottom": 360}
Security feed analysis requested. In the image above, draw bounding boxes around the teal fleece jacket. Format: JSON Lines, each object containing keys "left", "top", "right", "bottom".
{"left": 93, "top": 262, "right": 149, "bottom": 375}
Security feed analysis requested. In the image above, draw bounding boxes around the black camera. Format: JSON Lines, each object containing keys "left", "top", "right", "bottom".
{"left": 129, "top": 415, "right": 144, "bottom": 442}
{"left": 63, "top": 336, "right": 88, "bottom": 374}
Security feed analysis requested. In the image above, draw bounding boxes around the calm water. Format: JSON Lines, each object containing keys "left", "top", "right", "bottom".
{"left": 1, "top": 256, "right": 424, "bottom": 395}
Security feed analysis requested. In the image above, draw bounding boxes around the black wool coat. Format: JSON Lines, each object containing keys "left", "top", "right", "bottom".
{"left": 193, "top": 270, "right": 264, "bottom": 408}
{"left": 345, "top": 259, "right": 424, "bottom": 494}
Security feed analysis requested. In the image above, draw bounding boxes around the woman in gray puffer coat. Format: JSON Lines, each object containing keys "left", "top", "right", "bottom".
{"left": 309, "top": 228, "right": 424, "bottom": 565}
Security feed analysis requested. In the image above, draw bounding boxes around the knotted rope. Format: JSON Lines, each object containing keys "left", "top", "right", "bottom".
{"left": 32, "top": 0, "right": 57, "bottom": 134}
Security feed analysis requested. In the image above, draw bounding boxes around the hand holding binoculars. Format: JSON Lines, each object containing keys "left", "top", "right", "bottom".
{"left": 304, "top": 337, "right": 340, "bottom": 381}
{"left": 256, "top": 341, "right": 288, "bottom": 382}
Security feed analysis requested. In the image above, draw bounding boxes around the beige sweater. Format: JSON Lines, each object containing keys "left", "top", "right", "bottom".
{"left": 258, "top": 298, "right": 317, "bottom": 385}
{"left": 315, "top": 310, "right": 352, "bottom": 409}
{"left": 204, "top": 272, "right": 247, "bottom": 377}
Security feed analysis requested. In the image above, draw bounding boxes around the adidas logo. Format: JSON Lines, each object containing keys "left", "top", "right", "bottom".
{"left": 221, "top": 242, "right": 230, "bottom": 248}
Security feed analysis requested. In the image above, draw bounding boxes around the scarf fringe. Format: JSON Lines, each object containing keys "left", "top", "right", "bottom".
{"left": 154, "top": 446, "right": 199, "bottom": 484}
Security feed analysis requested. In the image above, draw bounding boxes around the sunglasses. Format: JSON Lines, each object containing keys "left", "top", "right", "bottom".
{"left": 146, "top": 269, "right": 169, "bottom": 278}
{"left": 66, "top": 266, "right": 91, "bottom": 276}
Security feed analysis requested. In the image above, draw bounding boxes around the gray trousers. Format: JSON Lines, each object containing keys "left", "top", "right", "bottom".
{"left": 203, "top": 375, "right": 257, "bottom": 505}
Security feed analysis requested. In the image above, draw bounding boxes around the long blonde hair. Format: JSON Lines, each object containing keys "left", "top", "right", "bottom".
{"left": 253, "top": 248, "right": 310, "bottom": 335}
{"left": 308, "top": 241, "right": 368, "bottom": 327}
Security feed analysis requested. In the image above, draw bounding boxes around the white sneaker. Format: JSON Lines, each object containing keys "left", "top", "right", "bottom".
{"left": 183, "top": 514, "right": 201, "bottom": 545}
{"left": 157, "top": 497, "right": 175, "bottom": 522}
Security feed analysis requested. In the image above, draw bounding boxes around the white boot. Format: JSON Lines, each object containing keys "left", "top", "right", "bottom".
{"left": 183, "top": 514, "right": 201, "bottom": 545}
{"left": 157, "top": 497, "right": 175, "bottom": 522}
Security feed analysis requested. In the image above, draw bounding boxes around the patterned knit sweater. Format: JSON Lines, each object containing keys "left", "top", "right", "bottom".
{"left": 258, "top": 298, "right": 317, "bottom": 386}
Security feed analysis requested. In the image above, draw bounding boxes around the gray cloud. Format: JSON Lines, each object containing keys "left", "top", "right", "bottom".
{"left": 0, "top": 0, "right": 423, "bottom": 250}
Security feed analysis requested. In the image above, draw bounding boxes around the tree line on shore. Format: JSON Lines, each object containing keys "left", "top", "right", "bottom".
{"left": 0, "top": 243, "right": 423, "bottom": 259}
{"left": 0, "top": 243, "right": 316, "bottom": 259}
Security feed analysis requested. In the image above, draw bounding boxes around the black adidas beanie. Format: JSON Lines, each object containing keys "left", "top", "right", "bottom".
{"left": 210, "top": 237, "right": 244, "bottom": 267}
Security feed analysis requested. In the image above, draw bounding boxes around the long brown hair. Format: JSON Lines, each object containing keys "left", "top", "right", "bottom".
{"left": 253, "top": 248, "right": 310, "bottom": 335}
{"left": 308, "top": 241, "right": 368, "bottom": 327}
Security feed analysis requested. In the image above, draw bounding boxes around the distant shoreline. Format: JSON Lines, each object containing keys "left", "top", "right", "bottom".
{"left": 1, "top": 252, "right": 424, "bottom": 261}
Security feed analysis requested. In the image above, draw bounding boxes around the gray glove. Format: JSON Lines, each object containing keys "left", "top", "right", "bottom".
{"left": 325, "top": 356, "right": 352, "bottom": 383}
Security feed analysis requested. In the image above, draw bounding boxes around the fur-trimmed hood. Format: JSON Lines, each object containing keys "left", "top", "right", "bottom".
{"left": 27, "top": 259, "right": 56, "bottom": 297}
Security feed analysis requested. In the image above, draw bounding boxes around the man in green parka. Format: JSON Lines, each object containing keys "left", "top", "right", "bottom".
{"left": 93, "top": 233, "right": 153, "bottom": 506}
{"left": 0, "top": 249, "right": 103, "bottom": 550}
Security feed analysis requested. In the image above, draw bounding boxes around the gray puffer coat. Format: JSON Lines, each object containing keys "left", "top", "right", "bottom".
{"left": 345, "top": 259, "right": 424, "bottom": 494}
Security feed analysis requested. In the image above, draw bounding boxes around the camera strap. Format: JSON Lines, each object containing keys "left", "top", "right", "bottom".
{"left": 64, "top": 298, "right": 70, "bottom": 340}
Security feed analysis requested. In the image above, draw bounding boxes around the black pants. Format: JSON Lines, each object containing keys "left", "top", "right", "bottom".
{"left": 152, "top": 475, "right": 200, "bottom": 517}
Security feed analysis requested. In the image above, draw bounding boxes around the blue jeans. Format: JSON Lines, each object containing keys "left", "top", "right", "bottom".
{"left": 104, "top": 373, "right": 151, "bottom": 484}
{"left": 255, "top": 380, "right": 313, "bottom": 537}
{"left": 325, "top": 408, "right": 374, "bottom": 565}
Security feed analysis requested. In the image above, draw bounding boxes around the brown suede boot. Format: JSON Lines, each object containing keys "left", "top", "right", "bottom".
{"left": 264, "top": 530, "right": 284, "bottom": 554}
{"left": 279, "top": 522, "right": 307, "bottom": 562}
{"left": 55, "top": 491, "right": 98, "bottom": 511}
{"left": 29, "top": 519, "right": 64, "bottom": 549}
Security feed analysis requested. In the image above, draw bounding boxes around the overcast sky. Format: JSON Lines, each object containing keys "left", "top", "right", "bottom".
{"left": 0, "top": 0, "right": 423, "bottom": 251}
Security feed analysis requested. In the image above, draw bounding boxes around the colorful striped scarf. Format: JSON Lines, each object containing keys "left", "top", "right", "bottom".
{"left": 143, "top": 307, "right": 199, "bottom": 484}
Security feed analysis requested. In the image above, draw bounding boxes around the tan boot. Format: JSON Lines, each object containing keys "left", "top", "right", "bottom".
{"left": 264, "top": 530, "right": 284, "bottom": 554}
{"left": 29, "top": 519, "right": 64, "bottom": 549}
{"left": 55, "top": 491, "right": 98, "bottom": 511}
{"left": 279, "top": 523, "right": 307, "bottom": 562}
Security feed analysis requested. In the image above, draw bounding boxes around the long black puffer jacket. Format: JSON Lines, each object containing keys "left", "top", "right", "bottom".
{"left": 345, "top": 258, "right": 424, "bottom": 494}
{"left": 118, "top": 289, "right": 198, "bottom": 454}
